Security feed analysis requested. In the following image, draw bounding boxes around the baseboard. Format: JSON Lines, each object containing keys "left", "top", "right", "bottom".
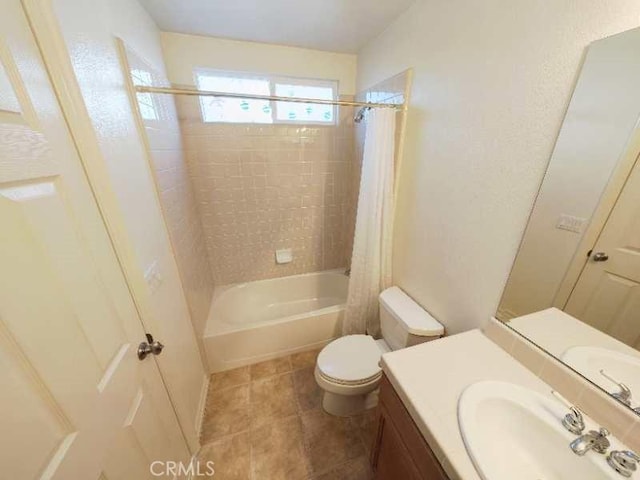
{"left": 496, "top": 306, "right": 518, "bottom": 321}
{"left": 195, "top": 373, "right": 210, "bottom": 441}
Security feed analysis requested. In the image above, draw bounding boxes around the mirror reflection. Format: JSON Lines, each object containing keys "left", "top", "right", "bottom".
{"left": 498, "top": 26, "right": 640, "bottom": 414}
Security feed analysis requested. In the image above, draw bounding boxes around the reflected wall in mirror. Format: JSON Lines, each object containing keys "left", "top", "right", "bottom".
{"left": 498, "top": 26, "right": 640, "bottom": 415}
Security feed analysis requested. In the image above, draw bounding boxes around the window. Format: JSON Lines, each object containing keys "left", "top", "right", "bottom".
{"left": 131, "top": 69, "right": 159, "bottom": 121}
{"left": 195, "top": 70, "right": 337, "bottom": 125}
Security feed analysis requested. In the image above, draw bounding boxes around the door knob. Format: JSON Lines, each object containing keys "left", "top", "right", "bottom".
{"left": 592, "top": 252, "right": 609, "bottom": 262}
{"left": 138, "top": 333, "right": 164, "bottom": 360}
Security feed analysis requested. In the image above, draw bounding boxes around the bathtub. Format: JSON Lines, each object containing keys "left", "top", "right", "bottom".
{"left": 203, "top": 270, "right": 348, "bottom": 372}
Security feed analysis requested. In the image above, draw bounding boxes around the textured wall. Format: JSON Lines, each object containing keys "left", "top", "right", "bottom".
{"left": 126, "top": 49, "right": 215, "bottom": 341}
{"left": 160, "top": 32, "right": 358, "bottom": 95}
{"left": 178, "top": 96, "right": 357, "bottom": 284}
{"left": 357, "top": 0, "right": 640, "bottom": 335}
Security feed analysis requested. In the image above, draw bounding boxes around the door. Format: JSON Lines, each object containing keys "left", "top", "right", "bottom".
{"left": 0, "top": 1, "right": 190, "bottom": 478}
{"left": 566, "top": 150, "right": 640, "bottom": 350}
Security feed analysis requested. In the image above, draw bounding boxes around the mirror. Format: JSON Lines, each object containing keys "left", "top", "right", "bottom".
{"left": 498, "top": 26, "right": 640, "bottom": 414}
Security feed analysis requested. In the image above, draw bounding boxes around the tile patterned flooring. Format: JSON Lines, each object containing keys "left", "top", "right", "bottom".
{"left": 197, "top": 348, "right": 377, "bottom": 479}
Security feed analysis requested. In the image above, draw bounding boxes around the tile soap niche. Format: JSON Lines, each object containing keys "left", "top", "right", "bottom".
{"left": 275, "top": 248, "right": 293, "bottom": 264}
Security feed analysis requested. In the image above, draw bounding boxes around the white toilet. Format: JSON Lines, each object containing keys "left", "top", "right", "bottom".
{"left": 315, "top": 286, "right": 444, "bottom": 416}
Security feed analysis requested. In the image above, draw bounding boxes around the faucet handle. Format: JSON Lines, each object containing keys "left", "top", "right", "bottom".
{"left": 552, "top": 390, "right": 585, "bottom": 434}
{"left": 607, "top": 450, "right": 640, "bottom": 477}
{"left": 600, "top": 370, "right": 633, "bottom": 406}
{"left": 590, "top": 428, "right": 611, "bottom": 454}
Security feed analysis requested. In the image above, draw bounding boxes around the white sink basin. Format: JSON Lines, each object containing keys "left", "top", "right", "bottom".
{"left": 562, "top": 346, "right": 640, "bottom": 408}
{"left": 458, "top": 381, "right": 618, "bottom": 480}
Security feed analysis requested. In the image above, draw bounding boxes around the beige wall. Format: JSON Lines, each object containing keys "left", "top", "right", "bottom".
{"left": 161, "top": 32, "right": 358, "bottom": 95}
{"left": 49, "top": 0, "right": 206, "bottom": 450}
{"left": 357, "top": 0, "right": 640, "bottom": 335}
{"left": 125, "top": 49, "right": 215, "bottom": 344}
{"left": 500, "top": 27, "right": 640, "bottom": 319}
{"left": 179, "top": 95, "right": 356, "bottom": 284}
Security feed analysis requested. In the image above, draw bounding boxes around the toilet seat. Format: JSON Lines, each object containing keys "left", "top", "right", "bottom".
{"left": 316, "top": 334, "right": 382, "bottom": 386}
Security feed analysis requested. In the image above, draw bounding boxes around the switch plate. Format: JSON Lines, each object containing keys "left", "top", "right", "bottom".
{"left": 556, "top": 214, "right": 587, "bottom": 234}
{"left": 144, "top": 261, "right": 163, "bottom": 294}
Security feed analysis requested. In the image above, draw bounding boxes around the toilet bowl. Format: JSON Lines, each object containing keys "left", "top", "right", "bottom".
{"left": 315, "top": 286, "right": 444, "bottom": 416}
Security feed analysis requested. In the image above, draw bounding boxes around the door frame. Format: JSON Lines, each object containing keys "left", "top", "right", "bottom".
{"left": 19, "top": 0, "right": 202, "bottom": 453}
{"left": 114, "top": 37, "right": 210, "bottom": 368}
{"left": 554, "top": 117, "right": 640, "bottom": 308}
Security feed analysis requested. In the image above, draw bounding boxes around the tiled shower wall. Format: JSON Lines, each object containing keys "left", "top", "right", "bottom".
{"left": 178, "top": 96, "right": 358, "bottom": 285}
{"left": 126, "top": 49, "right": 214, "bottom": 339}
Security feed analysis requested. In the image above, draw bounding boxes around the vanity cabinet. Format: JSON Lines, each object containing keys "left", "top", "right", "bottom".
{"left": 370, "top": 374, "right": 450, "bottom": 480}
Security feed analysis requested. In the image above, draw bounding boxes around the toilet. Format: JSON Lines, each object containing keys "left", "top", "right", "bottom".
{"left": 315, "top": 286, "right": 444, "bottom": 416}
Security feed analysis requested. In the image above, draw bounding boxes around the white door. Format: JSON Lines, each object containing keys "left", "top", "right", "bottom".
{"left": 0, "top": 1, "right": 190, "bottom": 478}
{"left": 566, "top": 150, "right": 640, "bottom": 350}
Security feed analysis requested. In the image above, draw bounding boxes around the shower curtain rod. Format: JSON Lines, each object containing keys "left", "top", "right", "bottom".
{"left": 134, "top": 85, "right": 405, "bottom": 110}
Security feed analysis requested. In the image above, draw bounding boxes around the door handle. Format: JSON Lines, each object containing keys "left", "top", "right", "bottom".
{"left": 138, "top": 333, "right": 164, "bottom": 360}
{"left": 592, "top": 252, "right": 609, "bottom": 262}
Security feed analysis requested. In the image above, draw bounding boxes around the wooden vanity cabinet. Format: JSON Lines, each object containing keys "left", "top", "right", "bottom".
{"left": 370, "top": 374, "right": 451, "bottom": 480}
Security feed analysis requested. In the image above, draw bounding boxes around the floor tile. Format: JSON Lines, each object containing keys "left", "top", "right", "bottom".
{"left": 251, "top": 415, "right": 310, "bottom": 479}
{"left": 292, "top": 366, "right": 323, "bottom": 412}
{"left": 310, "top": 456, "right": 373, "bottom": 480}
{"left": 198, "top": 432, "right": 251, "bottom": 480}
{"left": 249, "top": 356, "right": 292, "bottom": 381}
{"left": 301, "top": 409, "right": 365, "bottom": 475}
{"left": 290, "top": 347, "right": 322, "bottom": 370}
{"left": 209, "top": 366, "right": 250, "bottom": 391}
{"left": 250, "top": 372, "right": 298, "bottom": 429}
{"left": 199, "top": 353, "right": 378, "bottom": 480}
{"left": 350, "top": 408, "right": 378, "bottom": 454}
{"left": 201, "top": 384, "right": 251, "bottom": 443}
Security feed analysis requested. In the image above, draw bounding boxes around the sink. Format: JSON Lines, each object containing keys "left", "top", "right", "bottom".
{"left": 458, "top": 381, "right": 618, "bottom": 480}
{"left": 562, "top": 346, "right": 640, "bottom": 407}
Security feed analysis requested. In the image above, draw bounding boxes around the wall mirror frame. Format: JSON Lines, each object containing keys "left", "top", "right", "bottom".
{"left": 497, "top": 26, "right": 640, "bottom": 415}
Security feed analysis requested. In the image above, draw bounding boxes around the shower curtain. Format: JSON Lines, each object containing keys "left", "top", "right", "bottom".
{"left": 343, "top": 108, "right": 397, "bottom": 336}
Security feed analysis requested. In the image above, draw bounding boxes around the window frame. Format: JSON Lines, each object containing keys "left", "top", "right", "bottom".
{"left": 194, "top": 68, "right": 338, "bottom": 126}
{"left": 130, "top": 68, "right": 160, "bottom": 122}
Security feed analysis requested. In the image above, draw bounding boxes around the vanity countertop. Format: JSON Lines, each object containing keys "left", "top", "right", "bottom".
{"left": 380, "top": 329, "right": 569, "bottom": 480}
{"left": 508, "top": 307, "right": 640, "bottom": 359}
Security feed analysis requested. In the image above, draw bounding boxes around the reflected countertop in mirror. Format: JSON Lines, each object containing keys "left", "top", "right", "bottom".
{"left": 508, "top": 308, "right": 640, "bottom": 412}
{"left": 497, "top": 25, "right": 640, "bottom": 415}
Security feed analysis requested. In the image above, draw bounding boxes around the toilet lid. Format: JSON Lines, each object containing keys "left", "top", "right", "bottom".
{"left": 317, "top": 335, "right": 382, "bottom": 385}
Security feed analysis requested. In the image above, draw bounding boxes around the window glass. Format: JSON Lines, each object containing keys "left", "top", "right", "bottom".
{"left": 274, "top": 83, "right": 334, "bottom": 123}
{"left": 196, "top": 75, "right": 272, "bottom": 124}
{"left": 195, "top": 71, "right": 337, "bottom": 124}
{"left": 131, "top": 69, "right": 158, "bottom": 121}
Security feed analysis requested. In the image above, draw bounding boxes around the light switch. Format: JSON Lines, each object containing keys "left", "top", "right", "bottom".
{"left": 556, "top": 214, "right": 587, "bottom": 234}
{"left": 144, "top": 261, "right": 163, "bottom": 293}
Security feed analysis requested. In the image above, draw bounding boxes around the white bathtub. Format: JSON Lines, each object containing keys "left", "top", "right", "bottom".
{"left": 203, "top": 270, "right": 348, "bottom": 372}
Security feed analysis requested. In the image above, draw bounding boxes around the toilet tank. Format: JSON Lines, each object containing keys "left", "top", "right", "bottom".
{"left": 379, "top": 286, "right": 444, "bottom": 351}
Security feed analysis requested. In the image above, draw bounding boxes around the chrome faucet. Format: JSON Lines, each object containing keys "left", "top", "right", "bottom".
{"left": 562, "top": 405, "right": 585, "bottom": 435}
{"left": 611, "top": 385, "right": 633, "bottom": 407}
{"left": 600, "top": 370, "right": 633, "bottom": 407}
{"left": 552, "top": 390, "right": 585, "bottom": 435}
{"left": 570, "top": 428, "right": 610, "bottom": 456}
{"left": 607, "top": 450, "right": 640, "bottom": 478}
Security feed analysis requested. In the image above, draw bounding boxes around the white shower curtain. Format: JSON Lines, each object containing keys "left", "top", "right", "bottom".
{"left": 343, "top": 108, "right": 396, "bottom": 336}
